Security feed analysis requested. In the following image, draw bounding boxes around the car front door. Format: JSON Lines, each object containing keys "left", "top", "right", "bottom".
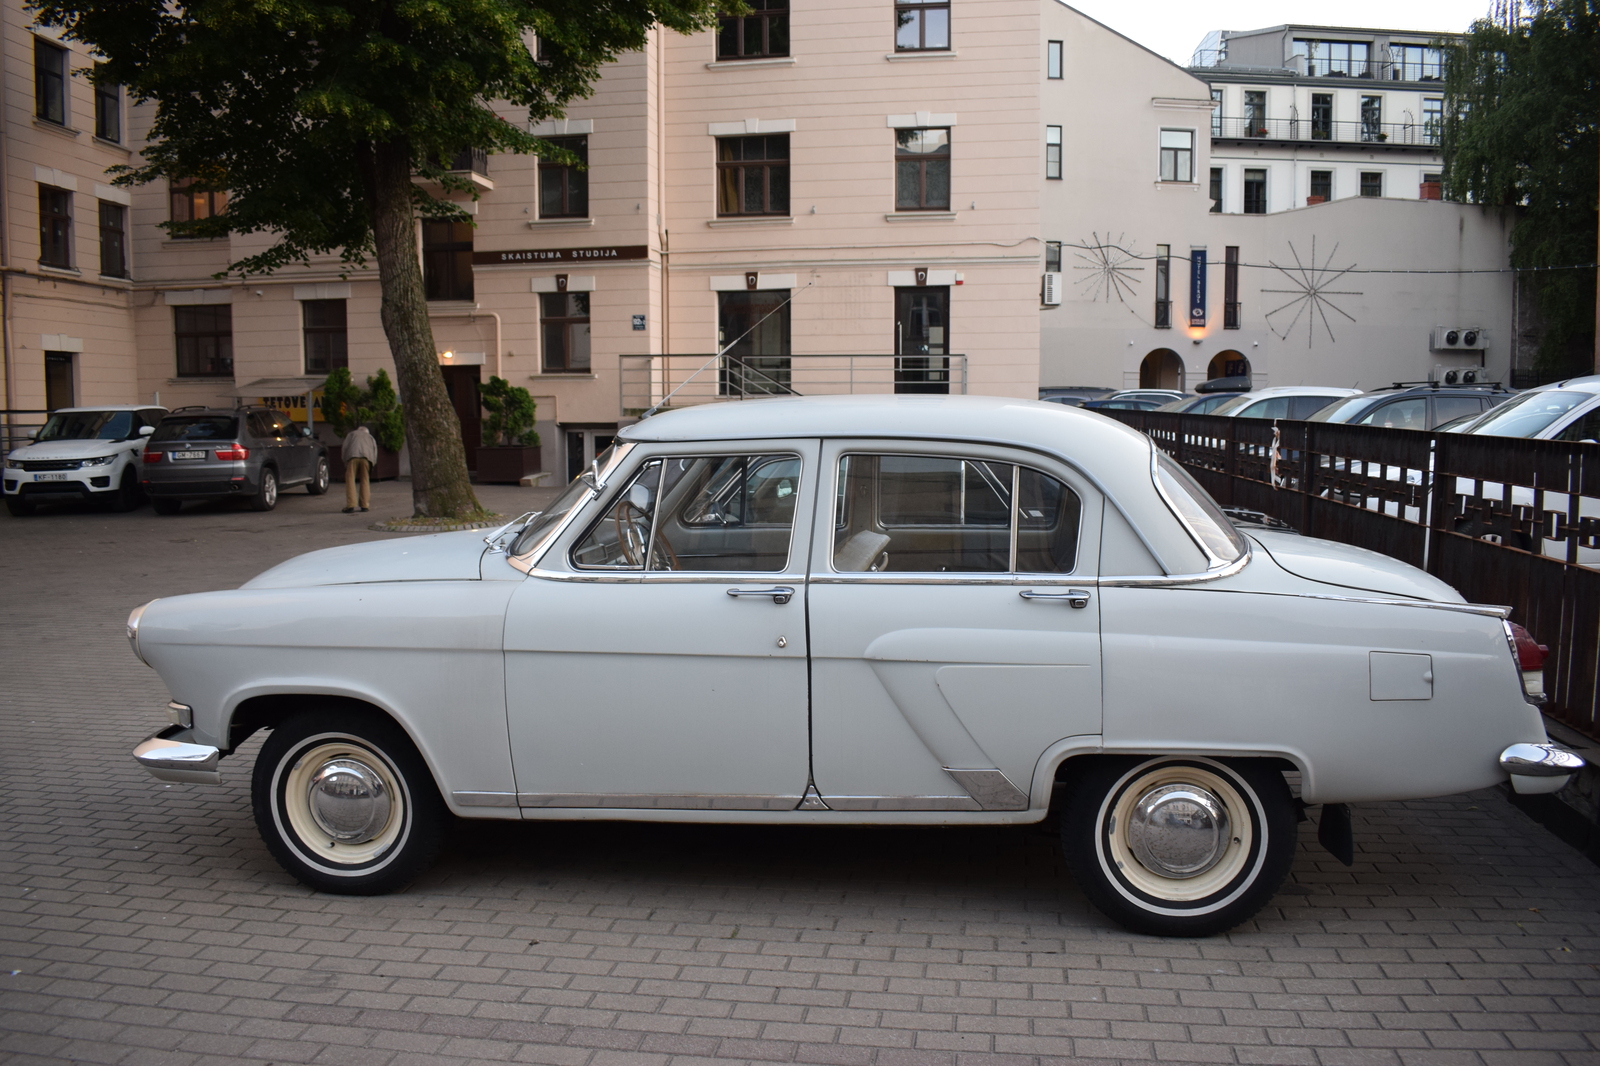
{"left": 502, "top": 440, "right": 819, "bottom": 810}
{"left": 807, "top": 441, "right": 1104, "bottom": 811}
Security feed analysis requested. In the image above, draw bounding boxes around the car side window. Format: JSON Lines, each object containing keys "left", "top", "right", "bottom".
{"left": 247, "top": 412, "right": 273, "bottom": 439}
{"left": 1358, "top": 397, "right": 1426, "bottom": 429}
{"left": 1432, "top": 395, "right": 1486, "bottom": 426}
{"left": 1239, "top": 397, "right": 1290, "bottom": 419}
{"left": 1555, "top": 409, "right": 1600, "bottom": 443}
{"left": 572, "top": 454, "right": 801, "bottom": 573}
{"left": 832, "top": 454, "right": 1080, "bottom": 574}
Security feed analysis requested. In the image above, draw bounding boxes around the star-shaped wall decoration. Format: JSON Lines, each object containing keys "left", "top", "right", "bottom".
{"left": 1072, "top": 233, "right": 1144, "bottom": 304}
{"left": 1260, "top": 238, "right": 1363, "bottom": 346}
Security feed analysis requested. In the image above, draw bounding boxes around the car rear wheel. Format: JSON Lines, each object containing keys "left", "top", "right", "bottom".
{"left": 1060, "top": 756, "right": 1297, "bottom": 937}
{"left": 109, "top": 467, "right": 142, "bottom": 512}
{"left": 5, "top": 495, "right": 35, "bottom": 517}
{"left": 252, "top": 708, "right": 445, "bottom": 894}
{"left": 306, "top": 456, "right": 330, "bottom": 495}
{"left": 251, "top": 467, "right": 278, "bottom": 511}
{"left": 151, "top": 497, "right": 182, "bottom": 515}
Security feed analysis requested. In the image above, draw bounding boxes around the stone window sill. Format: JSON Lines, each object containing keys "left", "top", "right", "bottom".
{"left": 885, "top": 51, "right": 958, "bottom": 61}
{"left": 885, "top": 211, "right": 957, "bottom": 221}
{"left": 527, "top": 217, "right": 594, "bottom": 227}
{"left": 706, "top": 57, "right": 796, "bottom": 70}
{"left": 707, "top": 216, "right": 794, "bottom": 228}
{"left": 33, "top": 119, "right": 80, "bottom": 138}
{"left": 528, "top": 373, "right": 598, "bottom": 381}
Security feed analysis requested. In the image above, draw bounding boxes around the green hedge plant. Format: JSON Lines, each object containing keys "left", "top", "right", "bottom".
{"left": 322, "top": 367, "right": 406, "bottom": 453}
{"left": 480, "top": 375, "right": 540, "bottom": 447}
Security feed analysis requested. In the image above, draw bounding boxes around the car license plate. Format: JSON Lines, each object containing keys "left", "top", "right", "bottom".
{"left": 172, "top": 450, "right": 207, "bottom": 460}
{"left": 35, "top": 472, "right": 68, "bottom": 481}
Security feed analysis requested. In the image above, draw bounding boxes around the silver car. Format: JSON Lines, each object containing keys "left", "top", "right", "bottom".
{"left": 141, "top": 406, "right": 329, "bottom": 513}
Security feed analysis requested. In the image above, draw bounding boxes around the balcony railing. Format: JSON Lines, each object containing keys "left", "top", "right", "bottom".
{"left": 1214, "top": 116, "right": 1440, "bottom": 147}
{"left": 620, "top": 353, "right": 969, "bottom": 416}
{"left": 450, "top": 147, "right": 489, "bottom": 176}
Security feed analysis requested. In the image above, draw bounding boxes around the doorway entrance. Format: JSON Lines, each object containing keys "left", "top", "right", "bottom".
{"left": 565, "top": 426, "right": 618, "bottom": 482}
{"left": 1139, "top": 349, "right": 1184, "bottom": 390}
{"left": 1207, "top": 351, "right": 1250, "bottom": 381}
{"left": 894, "top": 286, "right": 950, "bottom": 393}
{"left": 44, "top": 351, "right": 74, "bottom": 411}
{"left": 440, "top": 363, "right": 482, "bottom": 471}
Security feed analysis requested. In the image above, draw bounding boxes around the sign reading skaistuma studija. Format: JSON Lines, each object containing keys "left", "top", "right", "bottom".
{"left": 472, "top": 246, "right": 649, "bottom": 266}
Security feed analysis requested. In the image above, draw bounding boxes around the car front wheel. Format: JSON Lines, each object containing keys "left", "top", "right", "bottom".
{"left": 109, "top": 467, "right": 142, "bottom": 512}
{"left": 5, "top": 495, "right": 35, "bottom": 517}
{"left": 251, "top": 467, "right": 278, "bottom": 511}
{"left": 1060, "top": 756, "right": 1297, "bottom": 937}
{"left": 252, "top": 708, "right": 445, "bottom": 894}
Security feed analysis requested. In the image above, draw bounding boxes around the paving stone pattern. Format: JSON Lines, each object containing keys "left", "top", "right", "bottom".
{"left": 2, "top": 483, "right": 1598, "bottom": 1066}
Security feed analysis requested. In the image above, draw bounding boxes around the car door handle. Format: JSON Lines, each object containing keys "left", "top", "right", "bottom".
{"left": 1019, "top": 589, "right": 1092, "bottom": 608}
{"left": 727, "top": 586, "right": 795, "bottom": 605}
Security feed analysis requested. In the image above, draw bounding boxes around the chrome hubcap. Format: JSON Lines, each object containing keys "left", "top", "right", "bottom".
{"left": 306, "top": 758, "right": 392, "bottom": 843}
{"left": 1126, "top": 783, "right": 1230, "bottom": 878}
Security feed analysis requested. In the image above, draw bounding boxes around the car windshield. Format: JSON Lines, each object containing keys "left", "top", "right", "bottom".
{"left": 151, "top": 416, "right": 239, "bottom": 442}
{"left": 1207, "top": 395, "right": 1256, "bottom": 416}
{"left": 1153, "top": 452, "right": 1248, "bottom": 565}
{"left": 1466, "top": 390, "right": 1592, "bottom": 438}
{"left": 1309, "top": 395, "right": 1380, "bottom": 423}
{"left": 35, "top": 410, "right": 134, "bottom": 442}
{"left": 510, "top": 443, "right": 634, "bottom": 558}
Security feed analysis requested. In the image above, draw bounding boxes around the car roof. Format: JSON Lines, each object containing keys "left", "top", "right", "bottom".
{"left": 1529, "top": 375, "right": 1600, "bottom": 394}
{"left": 52, "top": 405, "right": 167, "bottom": 413}
{"left": 1234, "top": 386, "right": 1362, "bottom": 398}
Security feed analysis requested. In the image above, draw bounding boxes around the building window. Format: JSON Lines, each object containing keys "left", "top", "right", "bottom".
{"left": 303, "top": 299, "right": 348, "bottom": 374}
{"left": 38, "top": 186, "right": 72, "bottom": 269}
{"left": 894, "top": 0, "right": 949, "bottom": 52}
{"left": 1209, "top": 168, "right": 1222, "bottom": 212}
{"left": 1243, "top": 168, "right": 1266, "bottom": 214}
{"left": 895, "top": 128, "right": 951, "bottom": 210}
{"left": 1044, "top": 241, "right": 1062, "bottom": 273}
{"left": 1391, "top": 43, "right": 1442, "bottom": 82}
{"left": 1154, "top": 244, "right": 1171, "bottom": 328}
{"left": 1310, "top": 93, "right": 1332, "bottom": 139}
{"left": 719, "top": 290, "right": 791, "bottom": 396}
{"left": 1309, "top": 169, "right": 1332, "bottom": 203}
{"left": 1210, "top": 88, "right": 1222, "bottom": 135}
{"left": 1423, "top": 97, "right": 1443, "bottom": 144}
{"left": 174, "top": 306, "right": 234, "bottom": 377}
{"left": 717, "top": 135, "right": 790, "bottom": 216}
{"left": 422, "top": 220, "right": 474, "bottom": 301}
{"left": 93, "top": 71, "right": 120, "bottom": 142}
{"left": 1360, "top": 171, "right": 1383, "bottom": 197}
{"left": 1047, "top": 40, "right": 1063, "bottom": 79}
{"left": 170, "top": 177, "right": 228, "bottom": 231}
{"left": 1223, "top": 246, "right": 1240, "bottom": 329}
{"left": 1243, "top": 90, "right": 1267, "bottom": 137}
{"left": 894, "top": 287, "right": 949, "bottom": 393}
{"left": 1045, "top": 126, "right": 1062, "bottom": 180}
{"left": 1360, "top": 95, "right": 1382, "bottom": 141}
{"left": 35, "top": 39, "right": 66, "bottom": 125}
{"left": 1421, "top": 172, "right": 1442, "bottom": 200}
{"left": 719, "top": 0, "right": 789, "bottom": 59}
{"left": 538, "top": 136, "right": 588, "bottom": 219}
{"left": 540, "top": 293, "right": 591, "bottom": 373}
{"left": 1158, "top": 129, "right": 1193, "bottom": 182}
{"left": 1296, "top": 38, "right": 1369, "bottom": 77}
{"left": 98, "top": 201, "right": 127, "bottom": 278}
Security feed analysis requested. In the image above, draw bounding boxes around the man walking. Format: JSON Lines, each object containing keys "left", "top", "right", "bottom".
{"left": 342, "top": 423, "right": 377, "bottom": 514}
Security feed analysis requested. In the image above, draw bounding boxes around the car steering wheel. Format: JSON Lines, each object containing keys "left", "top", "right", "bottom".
{"left": 614, "top": 502, "right": 679, "bottom": 569}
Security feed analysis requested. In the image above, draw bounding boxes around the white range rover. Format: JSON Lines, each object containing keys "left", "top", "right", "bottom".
{"left": 4, "top": 405, "right": 168, "bottom": 516}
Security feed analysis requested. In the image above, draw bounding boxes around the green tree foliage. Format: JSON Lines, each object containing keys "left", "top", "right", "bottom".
{"left": 322, "top": 367, "right": 407, "bottom": 453}
{"left": 480, "top": 376, "right": 539, "bottom": 448}
{"left": 1443, "top": 0, "right": 1599, "bottom": 376}
{"left": 30, "top": 0, "right": 724, "bottom": 515}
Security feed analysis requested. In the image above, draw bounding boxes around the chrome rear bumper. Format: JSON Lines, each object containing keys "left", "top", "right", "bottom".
{"left": 133, "top": 726, "right": 221, "bottom": 784}
{"left": 1499, "top": 742, "right": 1585, "bottom": 795}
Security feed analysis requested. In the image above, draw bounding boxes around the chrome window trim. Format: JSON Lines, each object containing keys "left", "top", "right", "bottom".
{"left": 506, "top": 441, "right": 638, "bottom": 574}
{"left": 1148, "top": 440, "right": 1248, "bottom": 571}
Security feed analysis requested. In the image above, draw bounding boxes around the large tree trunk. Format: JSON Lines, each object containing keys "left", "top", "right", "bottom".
{"left": 367, "top": 139, "right": 483, "bottom": 518}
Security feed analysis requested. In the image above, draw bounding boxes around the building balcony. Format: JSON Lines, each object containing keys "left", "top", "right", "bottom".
{"left": 1213, "top": 116, "right": 1440, "bottom": 149}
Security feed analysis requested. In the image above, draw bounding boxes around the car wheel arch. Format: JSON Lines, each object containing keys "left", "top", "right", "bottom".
{"left": 225, "top": 691, "right": 446, "bottom": 794}
{"left": 1042, "top": 746, "right": 1307, "bottom": 807}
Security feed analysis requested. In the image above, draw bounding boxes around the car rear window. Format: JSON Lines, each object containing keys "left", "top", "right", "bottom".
{"left": 1154, "top": 452, "right": 1248, "bottom": 566}
{"left": 151, "top": 416, "right": 239, "bottom": 442}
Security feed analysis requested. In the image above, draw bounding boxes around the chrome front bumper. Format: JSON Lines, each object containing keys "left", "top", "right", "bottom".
{"left": 1499, "top": 742, "right": 1585, "bottom": 795}
{"left": 133, "top": 726, "right": 221, "bottom": 784}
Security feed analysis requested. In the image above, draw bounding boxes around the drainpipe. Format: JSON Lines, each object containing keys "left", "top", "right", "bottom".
{"left": 0, "top": 54, "right": 13, "bottom": 435}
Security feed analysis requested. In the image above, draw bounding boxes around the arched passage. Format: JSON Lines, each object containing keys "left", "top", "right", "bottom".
{"left": 1139, "top": 349, "right": 1184, "bottom": 390}
{"left": 1208, "top": 351, "right": 1250, "bottom": 382}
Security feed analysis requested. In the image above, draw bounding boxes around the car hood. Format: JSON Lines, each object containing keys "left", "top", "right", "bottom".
{"left": 241, "top": 531, "right": 489, "bottom": 589}
{"left": 1246, "top": 530, "right": 1465, "bottom": 602}
{"left": 8, "top": 439, "right": 132, "bottom": 461}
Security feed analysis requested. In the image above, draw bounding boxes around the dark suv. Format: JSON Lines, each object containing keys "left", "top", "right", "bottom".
{"left": 141, "top": 406, "right": 329, "bottom": 514}
{"left": 1307, "top": 381, "right": 1513, "bottom": 430}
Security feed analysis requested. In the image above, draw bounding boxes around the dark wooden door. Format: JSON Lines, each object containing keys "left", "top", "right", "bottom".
{"left": 441, "top": 364, "right": 482, "bottom": 471}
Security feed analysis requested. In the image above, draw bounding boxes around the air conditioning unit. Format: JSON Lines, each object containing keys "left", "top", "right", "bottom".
{"left": 1431, "top": 326, "right": 1488, "bottom": 351}
{"left": 1431, "top": 365, "right": 1489, "bottom": 386}
{"left": 1041, "top": 272, "right": 1062, "bottom": 306}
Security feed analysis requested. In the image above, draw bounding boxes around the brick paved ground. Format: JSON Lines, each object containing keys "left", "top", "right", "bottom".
{"left": 2, "top": 482, "right": 1598, "bottom": 1066}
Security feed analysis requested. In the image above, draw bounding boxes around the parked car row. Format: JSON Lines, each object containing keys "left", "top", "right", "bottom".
{"left": 4, "top": 404, "right": 330, "bottom": 517}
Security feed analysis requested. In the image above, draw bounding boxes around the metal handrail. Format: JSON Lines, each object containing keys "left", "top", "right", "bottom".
{"left": 620, "top": 353, "right": 969, "bottom": 416}
{"left": 1213, "top": 116, "right": 1440, "bottom": 147}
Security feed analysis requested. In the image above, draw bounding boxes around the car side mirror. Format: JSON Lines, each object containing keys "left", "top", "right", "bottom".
{"left": 139, "top": 425, "right": 155, "bottom": 437}
{"left": 300, "top": 426, "right": 313, "bottom": 438}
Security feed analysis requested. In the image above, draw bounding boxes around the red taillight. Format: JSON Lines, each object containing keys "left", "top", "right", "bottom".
{"left": 142, "top": 450, "right": 162, "bottom": 464}
{"left": 214, "top": 445, "right": 249, "bottom": 461}
{"left": 1510, "top": 622, "right": 1548, "bottom": 670}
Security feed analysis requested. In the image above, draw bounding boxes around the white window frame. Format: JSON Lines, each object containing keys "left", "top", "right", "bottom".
{"left": 1158, "top": 128, "right": 1194, "bottom": 183}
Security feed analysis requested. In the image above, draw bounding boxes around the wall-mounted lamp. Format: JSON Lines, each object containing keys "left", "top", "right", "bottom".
{"left": 1192, "top": 338, "right": 1203, "bottom": 345}
{"left": 441, "top": 350, "right": 455, "bottom": 360}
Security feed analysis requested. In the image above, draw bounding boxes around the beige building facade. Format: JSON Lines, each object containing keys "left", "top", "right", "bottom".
{"left": 1, "top": 0, "right": 1515, "bottom": 471}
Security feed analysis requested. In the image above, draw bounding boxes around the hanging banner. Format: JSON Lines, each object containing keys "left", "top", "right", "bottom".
{"left": 1188, "top": 249, "right": 1207, "bottom": 328}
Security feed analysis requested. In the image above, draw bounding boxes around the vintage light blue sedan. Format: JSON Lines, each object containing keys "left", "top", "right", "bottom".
{"left": 128, "top": 396, "right": 1581, "bottom": 936}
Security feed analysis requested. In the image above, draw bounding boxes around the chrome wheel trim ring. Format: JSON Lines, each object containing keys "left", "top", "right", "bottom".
{"left": 315, "top": 460, "right": 329, "bottom": 491}
{"left": 278, "top": 739, "right": 407, "bottom": 868}
{"left": 1097, "top": 759, "right": 1263, "bottom": 912}
{"left": 1126, "top": 782, "right": 1231, "bottom": 879}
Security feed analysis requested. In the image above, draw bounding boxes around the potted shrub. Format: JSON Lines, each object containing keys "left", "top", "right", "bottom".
{"left": 476, "top": 375, "right": 542, "bottom": 483}
{"left": 322, "top": 367, "right": 405, "bottom": 480}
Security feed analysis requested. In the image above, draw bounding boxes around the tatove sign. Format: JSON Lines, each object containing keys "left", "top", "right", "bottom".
{"left": 473, "top": 245, "right": 649, "bottom": 266}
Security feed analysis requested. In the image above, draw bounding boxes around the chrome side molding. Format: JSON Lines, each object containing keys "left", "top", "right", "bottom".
{"left": 943, "top": 767, "right": 1030, "bottom": 810}
{"left": 132, "top": 726, "right": 220, "bottom": 785}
